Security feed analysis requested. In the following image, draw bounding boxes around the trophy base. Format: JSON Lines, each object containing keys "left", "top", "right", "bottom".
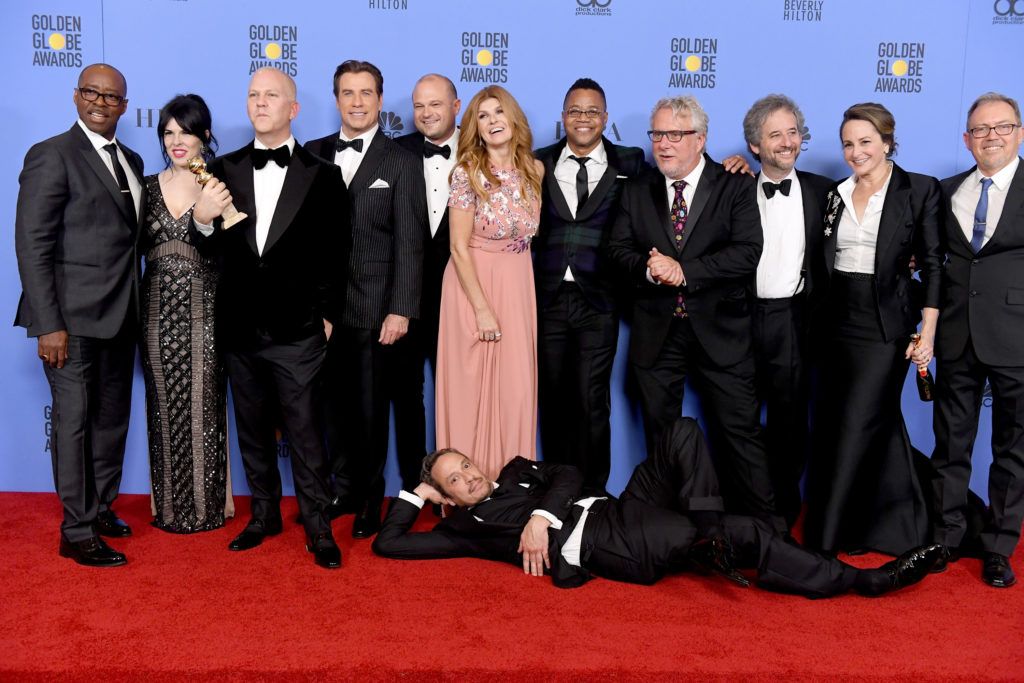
{"left": 221, "top": 211, "right": 248, "bottom": 230}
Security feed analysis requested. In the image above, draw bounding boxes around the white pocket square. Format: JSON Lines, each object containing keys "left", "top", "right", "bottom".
{"left": 369, "top": 178, "right": 390, "bottom": 189}
{"left": 616, "top": 174, "right": 628, "bottom": 179}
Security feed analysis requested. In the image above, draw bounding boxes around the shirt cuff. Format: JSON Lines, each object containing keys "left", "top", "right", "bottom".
{"left": 398, "top": 490, "right": 425, "bottom": 509}
{"left": 531, "top": 509, "right": 562, "bottom": 530}
{"left": 645, "top": 267, "right": 656, "bottom": 284}
{"left": 194, "top": 220, "right": 215, "bottom": 236}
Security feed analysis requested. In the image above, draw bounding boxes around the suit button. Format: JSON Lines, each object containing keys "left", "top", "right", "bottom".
{"left": 971, "top": 259, "right": 979, "bottom": 265}
{"left": 970, "top": 290, "right": 978, "bottom": 297}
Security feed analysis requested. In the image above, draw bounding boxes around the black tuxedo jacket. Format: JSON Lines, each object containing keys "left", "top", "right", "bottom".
{"left": 373, "top": 457, "right": 591, "bottom": 587}
{"left": 15, "top": 123, "right": 145, "bottom": 339}
{"left": 194, "top": 142, "right": 347, "bottom": 349}
{"left": 608, "top": 155, "right": 763, "bottom": 368}
{"left": 306, "top": 130, "right": 427, "bottom": 330}
{"left": 818, "top": 163, "right": 942, "bottom": 342}
{"left": 936, "top": 158, "right": 1024, "bottom": 365}
{"left": 533, "top": 137, "right": 648, "bottom": 312}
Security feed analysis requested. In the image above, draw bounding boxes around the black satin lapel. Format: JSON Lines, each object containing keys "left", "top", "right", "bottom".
{"left": 648, "top": 175, "right": 675, "bottom": 252}
{"left": 224, "top": 150, "right": 258, "bottom": 255}
{"left": 799, "top": 175, "right": 819, "bottom": 271}
{"left": 874, "top": 170, "right": 911, "bottom": 275}
{"left": 679, "top": 163, "right": 717, "bottom": 252}
{"left": 544, "top": 157, "right": 575, "bottom": 222}
{"left": 822, "top": 189, "right": 843, "bottom": 274}
{"left": 575, "top": 164, "right": 616, "bottom": 222}
{"left": 262, "top": 154, "right": 315, "bottom": 254}
{"left": 348, "top": 131, "right": 387, "bottom": 193}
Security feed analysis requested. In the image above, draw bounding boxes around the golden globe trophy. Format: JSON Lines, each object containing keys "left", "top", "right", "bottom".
{"left": 187, "top": 157, "right": 248, "bottom": 229}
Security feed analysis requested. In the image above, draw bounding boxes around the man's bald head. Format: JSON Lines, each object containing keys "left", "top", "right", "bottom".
{"left": 78, "top": 63, "right": 127, "bottom": 95}
{"left": 250, "top": 67, "right": 297, "bottom": 101}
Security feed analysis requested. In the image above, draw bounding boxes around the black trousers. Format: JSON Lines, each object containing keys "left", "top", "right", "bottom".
{"left": 538, "top": 283, "right": 618, "bottom": 495}
{"left": 224, "top": 332, "right": 332, "bottom": 537}
{"left": 752, "top": 296, "right": 809, "bottom": 529}
{"left": 632, "top": 316, "right": 783, "bottom": 531}
{"left": 932, "top": 336, "right": 1024, "bottom": 557}
{"left": 328, "top": 325, "right": 426, "bottom": 501}
{"left": 43, "top": 319, "right": 135, "bottom": 542}
{"left": 581, "top": 418, "right": 860, "bottom": 598}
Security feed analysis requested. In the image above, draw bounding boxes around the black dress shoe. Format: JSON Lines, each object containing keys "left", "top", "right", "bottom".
{"left": 930, "top": 546, "right": 960, "bottom": 573}
{"left": 306, "top": 532, "right": 342, "bottom": 569}
{"left": 59, "top": 536, "right": 127, "bottom": 567}
{"left": 228, "top": 519, "right": 282, "bottom": 551}
{"left": 881, "top": 543, "right": 948, "bottom": 591}
{"left": 982, "top": 552, "right": 1016, "bottom": 588}
{"left": 352, "top": 500, "right": 382, "bottom": 539}
{"left": 96, "top": 510, "right": 132, "bottom": 538}
{"left": 688, "top": 534, "right": 751, "bottom": 587}
{"left": 296, "top": 496, "right": 359, "bottom": 525}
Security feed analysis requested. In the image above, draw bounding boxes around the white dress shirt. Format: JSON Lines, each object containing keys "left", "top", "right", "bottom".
{"left": 424, "top": 128, "right": 459, "bottom": 237}
{"left": 252, "top": 136, "right": 294, "bottom": 255}
{"left": 951, "top": 156, "right": 1020, "bottom": 249}
{"left": 334, "top": 124, "right": 379, "bottom": 187}
{"left": 834, "top": 164, "right": 894, "bottom": 274}
{"left": 555, "top": 141, "right": 609, "bottom": 281}
{"left": 756, "top": 169, "right": 806, "bottom": 298}
{"left": 76, "top": 119, "right": 142, "bottom": 219}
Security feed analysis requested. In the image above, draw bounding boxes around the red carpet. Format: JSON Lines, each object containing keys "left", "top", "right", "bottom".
{"left": 0, "top": 493, "right": 1021, "bottom": 681}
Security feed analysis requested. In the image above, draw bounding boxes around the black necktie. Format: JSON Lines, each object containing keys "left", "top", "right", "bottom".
{"left": 424, "top": 141, "right": 451, "bottom": 159}
{"left": 569, "top": 155, "right": 590, "bottom": 212}
{"left": 252, "top": 145, "right": 291, "bottom": 170}
{"left": 102, "top": 143, "right": 137, "bottom": 225}
{"left": 762, "top": 178, "right": 792, "bottom": 199}
{"left": 335, "top": 138, "right": 364, "bottom": 153}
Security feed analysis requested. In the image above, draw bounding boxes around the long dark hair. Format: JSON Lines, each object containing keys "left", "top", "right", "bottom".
{"left": 157, "top": 93, "right": 218, "bottom": 167}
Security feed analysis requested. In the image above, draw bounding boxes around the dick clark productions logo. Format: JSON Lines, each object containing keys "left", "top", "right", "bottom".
{"left": 31, "top": 14, "right": 83, "bottom": 68}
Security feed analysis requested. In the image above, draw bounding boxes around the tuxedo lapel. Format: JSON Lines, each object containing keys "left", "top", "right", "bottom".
{"left": 73, "top": 127, "right": 134, "bottom": 228}
{"left": 983, "top": 159, "right": 1024, "bottom": 253}
{"left": 576, "top": 163, "right": 617, "bottom": 222}
{"left": 543, "top": 150, "right": 575, "bottom": 222}
{"left": 874, "top": 165, "right": 911, "bottom": 275}
{"left": 647, "top": 174, "right": 676, "bottom": 253}
{"left": 798, "top": 172, "right": 819, "bottom": 276}
{"left": 943, "top": 170, "right": 974, "bottom": 253}
{"left": 822, "top": 189, "right": 843, "bottom": 274}
{"left": 223, "top": 145, "right": 259, "bottom": 255}
{"left": 679, "top": 158, "right": 718, "bottom": 252}
{"left": 349, "top": 130, "right": 387, "bottom": 193}
{"left": 262, "top": 149, "right": 315, "bottom": 254}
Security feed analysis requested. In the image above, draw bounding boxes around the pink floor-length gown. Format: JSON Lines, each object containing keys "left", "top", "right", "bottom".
{"left": 435, "top": 165, "right": 540, "bottom": 480}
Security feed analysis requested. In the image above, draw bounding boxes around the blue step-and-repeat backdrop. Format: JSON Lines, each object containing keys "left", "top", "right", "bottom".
{"left": 2, "top": 0, "right": 1022, "bottom": 500}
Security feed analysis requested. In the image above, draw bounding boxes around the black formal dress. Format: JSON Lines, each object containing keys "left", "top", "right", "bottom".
{"left": 533, "top": 137, "right": 647, "bottom": 495}
{"left": 373, "top": 418, "right": 881, "bottom": 598}
{"left": 608, "top": 156, "right": 781, "bottom": 531}
{"left": 139, "top": 175, "right": 229, "bottom": 533}
{"left": 932, "top": 157, "right": 1024, "bottom": 558}
{"left": 805, "top": 163, "right": 941, "bottom": 556}
{"left": 15, "top": 121, "right": 144, "bottom": 543}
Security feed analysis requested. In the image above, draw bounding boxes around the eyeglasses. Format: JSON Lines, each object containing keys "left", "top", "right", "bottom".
{"left": 647, "top": 130, "right": 698, "bottom": 143}
{"left": 565, "top": 107, "right": 605, "bottom": 120}
{"left": 77, "top": 87, "right": 125, "bottom": 107}
{"left": 967, "top": 123, "right": 1020, "bottom": 138}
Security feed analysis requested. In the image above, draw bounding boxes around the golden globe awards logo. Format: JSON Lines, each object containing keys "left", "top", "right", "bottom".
{"left": 993, "top": 0, "right": 1024, "bottom": 24}
{"left": 668, "top": 37, "right": 717, "bottom": 89}
{"left": 576, "top": 0, "right": 612, "bottom": 17}
{"left": 460, "top": 32, "right": 509, "bottom": 83}
{"left": 249, "top": 24, "right": 298, "bottom": 76}
{"left": 875, "top": 42, "right": 924, "bottom": 93}
{"left": 782, "top": 0, "right": 823, "bottom": 21}
{"left": 31, "top": 14, "right": 83, "bottom": 68}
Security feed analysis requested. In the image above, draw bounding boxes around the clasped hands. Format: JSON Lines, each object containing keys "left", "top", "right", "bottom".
{"left": 648, "top": 247, "right": 684, "bottom": 287}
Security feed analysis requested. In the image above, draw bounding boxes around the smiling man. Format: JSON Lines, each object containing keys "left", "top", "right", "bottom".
{"left": 532, "top": 78, "right": 646, "bottom": 496}
{"left": 306, "top": 60, "right": 427, "bottom": 539}
{"left": 15, "top": 63, "right": 143, "bottom": 567}
{"left": 932, "top": 91, "right": 1024, "bottom": 588}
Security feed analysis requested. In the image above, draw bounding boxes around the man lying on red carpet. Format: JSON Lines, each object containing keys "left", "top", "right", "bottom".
{"left": 373, "top": 417, "right": 946, "bottom": 598}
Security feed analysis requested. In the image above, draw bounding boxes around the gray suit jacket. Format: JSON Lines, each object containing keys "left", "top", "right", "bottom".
{"left": 14, "top": 123, "right": 144, "bottom": 338}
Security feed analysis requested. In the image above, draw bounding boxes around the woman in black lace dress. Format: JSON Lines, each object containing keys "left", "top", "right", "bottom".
{"left": 140, "top": 94, "right": 232, "bottom": 532}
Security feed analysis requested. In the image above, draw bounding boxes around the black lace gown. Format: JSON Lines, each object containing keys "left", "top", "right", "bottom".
{"left": 139, "top": 175, "right": 230, "bottom": 532}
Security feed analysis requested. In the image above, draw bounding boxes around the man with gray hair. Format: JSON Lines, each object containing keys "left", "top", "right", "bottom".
{"left": 741, "top": 95, "right": 832, "bottom": 530}
{"left": 610, "top": 95, "right": 784, "bottom": 534}
{"left": 931, "top": 91, "right": 1024, "bottom": 588}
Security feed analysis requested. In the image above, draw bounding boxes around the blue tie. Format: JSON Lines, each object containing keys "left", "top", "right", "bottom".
{"left": 971, "top": 177, "right": 993, "bottom": 253}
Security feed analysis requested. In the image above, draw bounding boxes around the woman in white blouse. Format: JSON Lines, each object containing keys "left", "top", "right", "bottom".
{"left": 805, "top": 102, "right": 942, "bottom": 556}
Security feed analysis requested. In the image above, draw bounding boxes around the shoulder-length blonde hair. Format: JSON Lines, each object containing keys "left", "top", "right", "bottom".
{"left": 454, "top": 85, "right": 542, "bottom": 206}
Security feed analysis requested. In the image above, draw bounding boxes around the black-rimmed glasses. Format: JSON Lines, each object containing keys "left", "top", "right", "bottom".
{"left": 967, "top": 123, "right": 1020, "bottom": 138}
{"left": 77, "top": 87, "right": 125, "bottom": 107}
{"left": 647, "top": 130, "right": 698, "bottom": 143}
{"left": 564, "top": 108, "right": 605, "bottom": 120}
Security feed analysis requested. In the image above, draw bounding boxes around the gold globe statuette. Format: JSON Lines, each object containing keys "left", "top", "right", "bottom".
{"left": 187, "top": 157, "right": 248, "bottom": 229}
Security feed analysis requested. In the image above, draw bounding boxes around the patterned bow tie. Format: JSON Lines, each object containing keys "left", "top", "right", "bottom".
{"left": 335, "top": 138, "right": 364, "bottom": 153}
{"left": 251, "top": 145, "right": 291, "bottom": 170}
{"left": 762, "top": 179, "right": 792, "bottom": 199}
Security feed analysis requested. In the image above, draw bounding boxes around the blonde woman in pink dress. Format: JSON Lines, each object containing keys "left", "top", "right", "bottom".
{"left": 436, "top": 85, "right": 544, "bottom": 480}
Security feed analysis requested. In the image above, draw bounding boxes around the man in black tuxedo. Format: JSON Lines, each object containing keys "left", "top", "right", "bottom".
{"left": 372, "top": 417, "right": 945, "bottom": 596}
{"left": 306, "top": 60, "right": 427, "bottom": 538}
{"left": 609, "top": 95, "right": 782, "bottom": 532}
{"left": 932, "top": 92, "right": 1024, "bottom": 588}
{"left": 192, "top": 67, "right": 344, "bottom": 568}
{"left": 394, "top": 73, "right": 461, "bottom": 370}
{"left": 741, "top": 95, "right": 832, "bottom": 529}
{"left": 533, "top": 78, "right": 647, "bottom": 496}
{"left": 15, "top": 64, "right": 142, "bottom": 566}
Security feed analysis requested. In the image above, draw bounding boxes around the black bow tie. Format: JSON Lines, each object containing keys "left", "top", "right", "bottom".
{"left": 252, "top": 145, "right": 291, "bottom": 170}
{"left": 424, "top": 141, "right": 451, "bottom": 159}
{"left": 335, "top": 138, "right": 364, "bottom": 153}
{"left": 762, "top": 179, "right": 792, "bottom": 199}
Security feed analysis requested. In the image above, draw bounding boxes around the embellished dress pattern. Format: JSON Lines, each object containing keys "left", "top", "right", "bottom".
{"left": 139, "top": 175, "right": 231, "bottom": 533}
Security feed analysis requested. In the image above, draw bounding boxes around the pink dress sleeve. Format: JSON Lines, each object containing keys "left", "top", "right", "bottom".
{"left": 448, "top": 166, "right": 477, "bottom": 211}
